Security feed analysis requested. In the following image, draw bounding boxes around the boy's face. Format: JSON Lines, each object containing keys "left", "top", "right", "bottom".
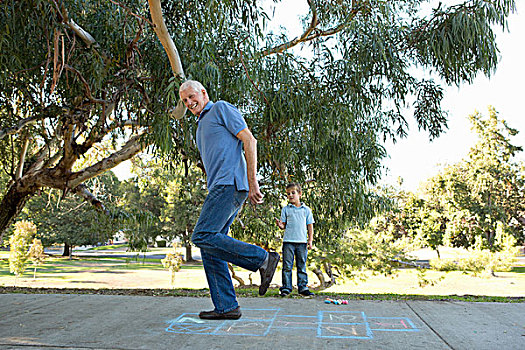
{"left": 286, "top": 187, "right": 301, "bottom": 205}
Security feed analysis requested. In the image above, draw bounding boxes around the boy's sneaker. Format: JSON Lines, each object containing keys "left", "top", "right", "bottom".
{"left": 299, "top": 289, "right": 314, "bottom": 297}
{"left": 279, "top": 290, "right": 291, "bottom": 297}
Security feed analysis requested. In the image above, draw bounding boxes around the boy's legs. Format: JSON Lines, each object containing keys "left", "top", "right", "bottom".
{"left": 296, "top": 243, "right": 309, "bottom": 293}
{"left": 280, "top": 242, "right": 295, "bottom": 294}
{"left": 192, "top": 185, "right": 268, "bottom": 313}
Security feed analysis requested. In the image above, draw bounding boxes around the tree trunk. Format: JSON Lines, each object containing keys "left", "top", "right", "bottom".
{"left": 0, "top": 183, "right": 37, "bottom": 242}
{"left": 313, "top": 267, "right": 326, "bottom": 287}
{"left": 323, "top": 262, "right": 336, "bottom": 287}
{"left": 185, "top": 244, "right": 194, "bottom": 262}
{"left": 62, "top": 243, "right": 70, "bottom": 257}
{"left": 228, "top": 263, "right": 245, "bottom": 287}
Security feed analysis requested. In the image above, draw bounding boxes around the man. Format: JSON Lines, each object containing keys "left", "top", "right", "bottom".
{"left": 179, "top": 80, "right": 280, "bottom": 320}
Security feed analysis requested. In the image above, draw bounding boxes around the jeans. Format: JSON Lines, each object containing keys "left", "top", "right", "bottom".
{"left": 280, "top": 242, "right": 308, "bottom": 293}
{"left": 192, "top": 185, "right": 268, "bottom": 313}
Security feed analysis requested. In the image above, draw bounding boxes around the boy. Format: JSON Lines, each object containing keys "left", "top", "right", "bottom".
{"left": 275, "top": 183, "right": 315, "bottom": 297}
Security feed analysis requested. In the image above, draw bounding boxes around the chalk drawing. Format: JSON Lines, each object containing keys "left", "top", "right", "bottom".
{"left": 166, "top": 308, "right": 420, "bottom": 340}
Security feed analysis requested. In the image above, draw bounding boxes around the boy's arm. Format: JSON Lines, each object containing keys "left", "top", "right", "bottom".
{"left": 275, "top": 218, "right": 286, "bottom": 230}
{"left": 307, "top": 223, "right": 314, "bottom": 249}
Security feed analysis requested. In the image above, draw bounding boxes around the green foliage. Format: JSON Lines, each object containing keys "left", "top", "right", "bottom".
{"left": 308, "top": 226, "right": 412, "bottom": 283}
{"left": 8, "top": 220, "right": 36, "bottom": 277}
{"left": 160, "top": 163, "right": 206, "bottom": 255}
{"left": 118, "top": 166, "right": 165, "bottom": 251}
{"left": 430, "top": 225, "right": 518, "bottom": 276}
{"left": 415, "top": 209, "right": 445, "bottom": 257}
{"left": 28, "top": 238, "right": 46, "bottom": 279}
{"left": 378, "top": 108, "right": 524, "bottom": 259}
{"left": 20, "top": 172, "right": 121, "bottom": 249}
{"left": 423, "top": 107, "right": 525, "bottom": 249}
{"left": 116, "top": 158, "right": 206, "bottom": 253}
{"left": 0, "top": 1, "right": 517, "bottom": 277}
{"left": 161, "top": 244, "right": 184, "bottom": 288}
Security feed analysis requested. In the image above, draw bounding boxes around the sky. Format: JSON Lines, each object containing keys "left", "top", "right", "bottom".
{"left": 114, "top": 2, "right": 525, "bottom": 191}
{"left": 383, "top": 8, "right": 525, "bottom": 192}
{"left": 265, "top": 0, "right": 525, "bottom": 192}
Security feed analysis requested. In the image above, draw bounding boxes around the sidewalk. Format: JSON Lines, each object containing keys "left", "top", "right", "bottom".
{"left": 0, "top": 293, "right": 523, "bottom": 349}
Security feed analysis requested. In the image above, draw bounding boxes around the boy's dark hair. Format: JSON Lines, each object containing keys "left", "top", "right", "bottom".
{"left": 286, "top": 182, "right": 302, "bottom": 193}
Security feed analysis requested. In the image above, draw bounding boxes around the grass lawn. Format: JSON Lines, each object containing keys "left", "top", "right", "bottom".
{"left": 1, "top": 250, "right": 524, "bottom": 300}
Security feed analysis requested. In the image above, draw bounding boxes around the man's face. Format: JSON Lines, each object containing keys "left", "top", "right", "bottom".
{"left": 179, "top": 87, "right": 209, "bottom": 116}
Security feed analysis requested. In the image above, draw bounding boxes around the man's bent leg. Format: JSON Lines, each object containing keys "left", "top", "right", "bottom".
{"left": 192, "top": 185, "right": 267, "bottom": 272}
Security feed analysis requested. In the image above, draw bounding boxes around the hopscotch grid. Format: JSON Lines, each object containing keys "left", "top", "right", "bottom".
{"left": 260, "top": 307, "right": 279, "bottom": 336}
{"left": 317, "top": 310, "right": 373, "bottom": 340}
{"left": 367, "top": 316, "right": 420, "bottom": 332}
{"left": 362, "top": 311, "right": 374, "bottom": 339}
{"left": 167, "top": 308, "right": 420, "bottom": 339}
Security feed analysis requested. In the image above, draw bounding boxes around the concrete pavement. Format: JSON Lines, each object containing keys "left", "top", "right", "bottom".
{"left": 0, "top": 293, "right": 524, "bottom": 350}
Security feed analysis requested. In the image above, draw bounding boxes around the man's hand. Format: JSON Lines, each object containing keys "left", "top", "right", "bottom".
{"left": 248, "top": 181, "right": 264, "bottom": 205}
{"left": 307, "top": 240, "right": 313, "bottom": 250}
{"left": 275, "top": 218, "right": 286, "bottom": 230}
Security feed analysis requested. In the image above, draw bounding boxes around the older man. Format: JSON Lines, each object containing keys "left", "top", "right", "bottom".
{"left": 179, "top": 80, "right": 280, "bottom": 320}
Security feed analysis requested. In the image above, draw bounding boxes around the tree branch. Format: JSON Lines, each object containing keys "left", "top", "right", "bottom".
{"left": 67, "top": 133, "right": 147, "bottom": 188}
{"left": 26, "top": 138, "right": 60, "bottom": 176}
{"left": 15, "top": 135, "right": 30, "bottom": 180}
{"left": 72, "top": 183, "right": 108, "bottom": 214}
{"left": 65, "top": 19, "right": 97, "bottom": 48}
{"left": 259, "top": 0, "right": 360, "bottom": 57}
{"left": 147, "top": 0, "right": 186, "bottom": 119}
{"left": 64, "top": 65, "right": 106, "bottom": 104}
{"left": 0, "top": 115, "right": 46, "bottom": 140}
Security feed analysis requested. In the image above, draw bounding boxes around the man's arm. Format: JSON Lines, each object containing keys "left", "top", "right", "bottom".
{"left": 236, "top": 127, "right": 263, "bottom": 205}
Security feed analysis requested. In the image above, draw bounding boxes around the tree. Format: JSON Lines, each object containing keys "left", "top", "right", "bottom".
{"left": 117, "top": 157, "right": 206, "bottom": 259}
{"left": 149, "top": 0, "right": 517, "bottom": 258}
{"left": 423, "top": 107, "right": 525, "bottom": 249}
{"left": 0, "top": 0, "right": 174, "bottom": 237}
{"left": 118, "top": 162, "right": 166, "bottom": 252}
{"left": 1, "top": 0, "right": 516, "bottom": 249}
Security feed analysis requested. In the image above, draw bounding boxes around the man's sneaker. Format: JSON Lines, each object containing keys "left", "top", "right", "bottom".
{"left": 299, "top": 289, "right": 315, "bottom": 297}
{"left": 259, "top": 252, "right": 280, "bottom": 296}
{"left": 279, "top": 290, "right": 291, "bottom": 297}
{"left": 199, "top": 306, "right": 242, "bottom": 320}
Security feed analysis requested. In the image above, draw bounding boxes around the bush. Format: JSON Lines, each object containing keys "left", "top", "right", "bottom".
{"left": 430, "top": 237, "right": 518, "bottom": 276}
{"left": 9, "top": 220, "right": 36, "bottom": 277}
{"left": 430, "top": 259, "right": 458, "bottom": 272}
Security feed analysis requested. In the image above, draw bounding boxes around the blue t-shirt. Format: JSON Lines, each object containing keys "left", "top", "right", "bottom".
{"left": 280, "top": 203, "right": 315, "bottom": 243}
{"left": 196, "top": 101, "right": 249, "bottom": 191}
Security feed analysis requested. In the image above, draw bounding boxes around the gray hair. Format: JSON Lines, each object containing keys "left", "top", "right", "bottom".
{"left": 179, "top": 80, "right": 206, "bottom": 93}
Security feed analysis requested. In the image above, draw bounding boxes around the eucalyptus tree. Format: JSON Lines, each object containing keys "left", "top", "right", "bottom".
{"left": 150, "top": 0, "right": 517, "bottom": 254}
{"left": 0, "top": 0, "right": 516, "bottom": 251}
{"left": 0, "top": 0, "right": 183, "bottom": 238}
